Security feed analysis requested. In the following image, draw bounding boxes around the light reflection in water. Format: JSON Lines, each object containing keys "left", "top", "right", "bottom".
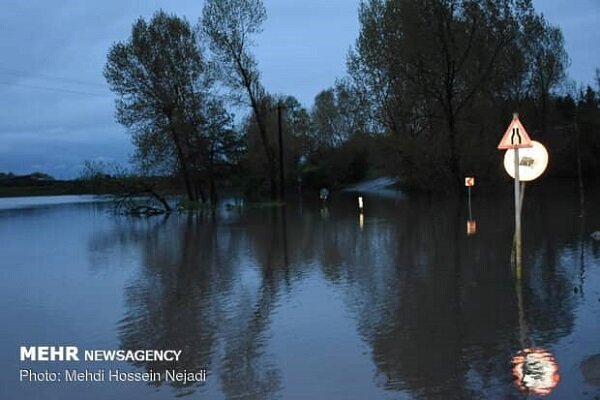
{"left": 466, "top": 219, "right": 476, "bottom": 236}
{"left": 512, "top": 348, "right": 560, "bottom": 396}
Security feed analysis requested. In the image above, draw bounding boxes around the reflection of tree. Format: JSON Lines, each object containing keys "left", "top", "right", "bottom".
{"left": 218, "top": 208, "right": 287, "bottom": 399}
{"left": 87, "top": 188, "right": 584, "bottom": 399}
{"left": 290, "top": 193, "right": 581, "bottom": 399}
{"left": 119, "top": 217, "right": 223, "bottom": 381}
{"left": 89, "top": 212, "right": 286, "bottom": 398}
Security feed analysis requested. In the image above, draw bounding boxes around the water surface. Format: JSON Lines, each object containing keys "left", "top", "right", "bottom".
{"left": 1, "top": 189, "right": 599, "bottom": 399}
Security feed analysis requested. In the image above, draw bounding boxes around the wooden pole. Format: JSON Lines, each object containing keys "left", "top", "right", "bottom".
{"left": 574, "top": 117, "right": 585, "bottom": 217}
{"left": 277, "top": 104, "right": 285, "bottom": 202}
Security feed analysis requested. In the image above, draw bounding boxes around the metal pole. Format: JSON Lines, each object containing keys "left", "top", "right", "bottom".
{"left": 514, "top": 147, "right": 522, "bottom": 278}
{"left": 467, "top": 186, "right": 472, "bottom": 220}
{"left": 277, "top": 104, "right": 285, "bottom": 202}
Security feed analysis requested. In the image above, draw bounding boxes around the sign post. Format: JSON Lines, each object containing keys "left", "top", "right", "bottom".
{"left": 465, "top": 177, "right": 474, "bottom": 220}
{"left": 465, "top": 177, "right": 476, "bottom": 235}
{"left": 513, "top": 147, "right": 522, "bottom": 275}
{"left": 498, "top": 113, "right": 533, "bottom": 276}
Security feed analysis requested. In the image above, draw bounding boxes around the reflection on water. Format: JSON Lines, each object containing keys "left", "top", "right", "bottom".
{"left": 1, "top": 187, "right": 600, "bottom": 399}
{"left": 512, "top": 348, "right": 560, "bottom": 396}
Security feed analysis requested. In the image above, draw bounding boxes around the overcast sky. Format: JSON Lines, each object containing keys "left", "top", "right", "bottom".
{"left": 0, "top": 0, "right": 598, "bottom": 178}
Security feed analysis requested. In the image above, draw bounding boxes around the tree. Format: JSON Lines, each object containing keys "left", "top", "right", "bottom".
{"left": 240, "top": 95, "right": 311, "bottom": 198}
{"left": 521, "top": 13, "right": 569, "bottom": 134}
{"left": 347, "top": 0, "right": 568, "bottom": 190}
{"left": 201, "top": 0, "right": 279, "bottom": 200}
{"left": 105, "top": 10, "right": 233, "bottom": 204}
{"left": 310, "top": 78, "right": 374, "bottom": 155}
{"left": 312, "top": 89, "right": 340, "bottom": 149}
{"left": 197, "top": 99, "right": 243, "bottom": 205}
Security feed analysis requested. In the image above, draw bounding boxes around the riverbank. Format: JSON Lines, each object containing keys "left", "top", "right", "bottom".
{"left": 0, "top": 181, "right": 91, "bottom": 198}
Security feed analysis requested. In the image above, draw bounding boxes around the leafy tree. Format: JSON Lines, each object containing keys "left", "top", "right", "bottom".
{"left": 347, "top": 0, "right": 568, "bottom": 190}
{"left": 310, "top": 78, "right": 374, "bottom": 157}
{"left": 312, "top": 89, "right": 340, "bottom": 149}
{"left": 201, "top": 0, "right": 279, "bottom": 200}
{"left": 240, "top": 95, "right": 311, "bottom": 198}
{"left": 521, "top": 13, "right": 569, "bottom": 133}
{"left": 105, "top": 10, "right": 233, "bottom": 204}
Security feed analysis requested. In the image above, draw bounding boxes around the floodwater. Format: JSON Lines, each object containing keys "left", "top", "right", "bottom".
{"left": 1, "top": 186, "right": 599, "bottom": 399}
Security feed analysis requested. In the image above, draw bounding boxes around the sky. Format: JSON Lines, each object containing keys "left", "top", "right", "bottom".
{"left": 0, "top": 0, "right": 598, "bottom": 179}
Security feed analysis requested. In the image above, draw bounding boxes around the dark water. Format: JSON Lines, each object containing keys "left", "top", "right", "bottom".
{"left": 1, "top": 188, "right": 600, "bottom": 399}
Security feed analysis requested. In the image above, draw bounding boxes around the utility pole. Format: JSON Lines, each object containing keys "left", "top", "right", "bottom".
{"left": 574, "top": 115, "right": 585, "bottom": 217}
{"left": 277, "top": 103, "right": 285, "bottom": 202}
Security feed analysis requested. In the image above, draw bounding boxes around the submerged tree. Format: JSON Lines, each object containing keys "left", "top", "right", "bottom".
{"left": 201, "top": 0, "right": 280, "bottom": 200}
{"left": 105, "top": 10, "right": 235, "bottom": 204}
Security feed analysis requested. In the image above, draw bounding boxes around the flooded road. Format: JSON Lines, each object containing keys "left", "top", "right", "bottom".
{"left": 1, "top": 187, "right": 599, "bottom": 399}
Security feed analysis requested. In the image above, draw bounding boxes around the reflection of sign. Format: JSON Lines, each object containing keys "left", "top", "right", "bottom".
{"left": 465, "top": 177, "right": 475, "bottom": 187}
{"left": 503, "top": 141, "right": 549, "bottom": 181}
{"left": 512, "top": 348, "right": 560, "bottom": 396}
{"left": 467, "top": 220, "right": 476, "bottom": 235}
{"left": 498, "top": 115, "right": 533, "bottom": 149}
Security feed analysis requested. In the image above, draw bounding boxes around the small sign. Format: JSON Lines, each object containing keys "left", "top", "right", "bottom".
{"left": 465, "top": 177, "right": 475, "bottom": 187}
{"left": 467, "top": 220, "right": 477, "bottom": 236}
{"left": 498, "top": 114, "right": 533, "bottom": 150}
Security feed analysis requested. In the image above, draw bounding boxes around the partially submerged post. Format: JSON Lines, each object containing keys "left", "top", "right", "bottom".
{"left": 465, "top": 177, "right": 476, "bottom": 236}
{"left": 498, "top": 113, "right": 534, "bottom": 277}
{"left": 513, "top": 146, "right": 523, "bottom": 276}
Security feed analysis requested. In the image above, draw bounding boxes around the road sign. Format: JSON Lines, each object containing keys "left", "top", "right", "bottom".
{"left": 503, "top": 141, "right": 549, "bottom": 181}
{"left": 465, "top": 177, "right": 475, "bottom": 187}
{"left": 498, "top": 114, "right": 533, "bottom": 150}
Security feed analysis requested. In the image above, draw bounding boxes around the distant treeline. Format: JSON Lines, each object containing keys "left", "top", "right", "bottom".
{"left": 95, "top": 0, "right": 599, "bottom": 202}
{"left": 0, "top": 170, "right": 182, "bottom": 199}
{"left": 0, "top": 172, "right": 80, "bottom": 197}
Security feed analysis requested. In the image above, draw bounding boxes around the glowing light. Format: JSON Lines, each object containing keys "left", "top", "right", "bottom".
{"left": 512, "top": 348, "right": 560, "bottom": 396}
{"left": 358, "top": 196, "right": 363, "bottom": 210}
{"left": 465, "top": 177, "right": 475, "bottom": 187}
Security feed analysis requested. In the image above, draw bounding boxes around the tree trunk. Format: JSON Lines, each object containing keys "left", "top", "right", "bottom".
{"left": 166, "top": 114, "right": 196, "bottom": 202}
